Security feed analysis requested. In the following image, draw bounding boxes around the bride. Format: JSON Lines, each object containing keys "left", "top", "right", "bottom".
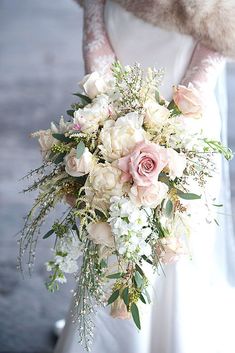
{"left": 54, "top": 1, "right": 235, "bottom": 352}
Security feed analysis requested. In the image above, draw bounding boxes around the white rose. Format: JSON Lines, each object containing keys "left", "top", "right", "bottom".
{"left": 144, "top": 100, "right": 170, "bottom": 129}
{"left": 87, "top": 164, "right": 125, "bottom": 209}
{"left": 73, "top": 94, "right": 110, "bottom": 133}
{"left": 87, "top": 222, "right": 114, "bottom": 247}
{"left": 99, "top": 112, "right": 145, "bottom": 161}
{"left": 65, "top": 147, "right": 94, "bottom": 177}
{"left": 166, "top": 148, "right": 187, "bottom": 180}
{"left": 129, "top": 181, "right": 168, "bottom": 208}
{"left": 79, "top": 72, "right": 108, "bottom": 99}
{"left": 32, "top": 129, "right": 58, "bottom": 158}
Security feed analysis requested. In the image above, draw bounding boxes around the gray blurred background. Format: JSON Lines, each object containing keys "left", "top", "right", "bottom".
{"left": 0, "top": 1, "right": 234, "bottom": 352}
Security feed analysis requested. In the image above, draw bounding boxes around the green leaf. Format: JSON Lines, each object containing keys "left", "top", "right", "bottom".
{"left": 135, "top": 264, "right": 144, "bottom": 276}
{"left": 131, "top": 303, "right": 141, "bottom": 330}
{"left": 52, "top": 133, "right": 71, "bottom": 143}
{"left": 144, "top": 289, "right": 151, "bottom": 304}
{"left": 76, "top": 141, "right": 85, "bottom": 160}
{"left": 43, "top": 229, "right": 54, "bottom": 239}
{"left": 212, "top": 204, "right": 223, "bottom": 207}
{"left": 165, "top": 199, "right": 173, "bottom": 217}
{"left": 106, "top": 272, "right": 123, "bottom": 279}
{"left": 122, "top": 287, "right": 129, "bottom": 306}
{"left": 100, "top": 259, "right": 107, "bottom": 269}
{"left": 134, "top": 271, "right": 144, "bottom": 289}
{"left": 67, "top": 109, "right": 75, "bottom": 117}
{"left": 142, "top": 255, "right": 153, "bottom": 265}
{"left": 139, "top": 293, "right": 147, "bottom": 304}
{"left": 54, "top": 152, "right": 66, "bottom": 165}
{"left": 107, "top": 289, "right": 120, "bottom": 305}
{"left": 176, "top": 190, "right": 201, "bottom": 200}
{"left": 155, "top": 90, "right": 165, "bottom": 105}
{"left": 73, "top": 93, "right": 92, "bottom": 104}
{"left": 214, "top": 218, "right": 220, "bottom": 226}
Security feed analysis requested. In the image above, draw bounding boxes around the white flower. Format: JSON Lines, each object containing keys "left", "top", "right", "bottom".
{"left": 87, "top": 222, "right": 114, "bottom": 247}
{"left": 31, "top": 129, "right": 57, "bottom": 158}
{"left": 129, "top": 182, "right": 168, "bottom": 208}
{"left": 99, "top": 112, "right": 145, "bottom": 161}
{"left": 144, "top": 100, "right": 170, "bottom": 129}
{"left": 64, "top": 147, "right": 95, "bottom": 177}
{"left": 166, "top": 148, "right": 187, "bottom": 180}
{"left": 56, "top": 256, "right": 78, "bottom": 273}
{"left": 73, "top": 94, "right": 110, "bottom": 133}
{"left": 79, "top": 71, "right": 108, "bottom": 99}
{"left": 51, "top": 116, "right": 73, "bottom": 134}
{"left": 87, "top": 164, "right": 125, "bottom": 209}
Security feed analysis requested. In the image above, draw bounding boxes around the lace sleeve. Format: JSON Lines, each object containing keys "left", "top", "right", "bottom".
{"left": 181, "top": 42, "right": 226, "bottom": 92}
{"left": 82, "top": 0, "right": 116, "bottom": 75}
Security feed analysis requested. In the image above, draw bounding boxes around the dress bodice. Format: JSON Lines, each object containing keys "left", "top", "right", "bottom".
{"left": 104, "top": 0, "right": 196, "bottom": 99}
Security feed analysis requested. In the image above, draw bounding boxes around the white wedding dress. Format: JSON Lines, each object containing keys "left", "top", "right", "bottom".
{"left": 54, "top": 1, "right": 235, "bottom": 353}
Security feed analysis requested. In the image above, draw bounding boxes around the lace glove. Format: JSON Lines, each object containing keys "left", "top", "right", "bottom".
{"left": 181, "top": 41, "right": 225, "bottom": 93}
{"left": 83, "top": 0, "right": 116, "bottom": 75}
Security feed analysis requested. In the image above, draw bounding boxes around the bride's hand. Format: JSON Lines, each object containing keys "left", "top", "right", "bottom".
{"left": 83, "top": 0, "right": 116, "bottom": 75}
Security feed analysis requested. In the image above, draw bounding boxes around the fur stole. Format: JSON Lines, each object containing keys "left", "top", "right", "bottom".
{"left": 76, "top": 0, "right": 235, "bottom": 58}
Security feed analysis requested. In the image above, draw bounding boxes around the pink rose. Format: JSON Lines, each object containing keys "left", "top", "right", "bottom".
{"left": 110, "top": 298, "right": 130, "bottom": 320}
{"left": 118, "top": 141, "right": 168, "bottom": 186}
{"left": 173, "top": 84, "right": 202, "bottom": 119}
{"left": 155, "top": 237, "right": 186, "bottom": 264}
{"left": 129, "top": 182, "right": 168, "bottom": 208}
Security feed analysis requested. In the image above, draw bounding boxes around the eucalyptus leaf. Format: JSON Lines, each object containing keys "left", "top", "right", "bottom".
{"left": 52, "top": 133, "right": 71, "bottom": 143}
{"left": 131, "top": 303, "right": 141, "bottom": 330}
{"left": 134, "top": 271, "right": 144, "bottom": 289}
{"left": 76, "top": 141, "right": 85, "bottom": 160}
{"left": 139, "top": 294, "right": 147, "bottom": 304}
{"left": 106, "top": 272, "right": 123, "bottom": 279}
{"left": 54, "top": 152, "right": 66, "bottom": 165}
{"left": 144, "top": 289, "right": 151, "bottom": 304}
{"left": 43, "top": 229, "right": 54, "bottom": 239}
{"left": 165, "top": 199, "right": 173, "bottom": 217}
{"left": 107, "top": 289, "right": 119, "bottom": 305}
{"left": 66, "top": 109, "right": 75, "bottom": 117}
{"left": 73, "top": 93, "right": 92, "bottom": 104}
{"left": 122, "top": 287, "right": 129, "bottom": 306}
{"left": 176, "top": 190, "right": 201, "bottom": 200}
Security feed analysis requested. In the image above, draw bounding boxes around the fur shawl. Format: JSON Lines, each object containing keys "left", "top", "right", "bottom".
{"left": 76, "top": 0, "right": 235, "bottom": 58}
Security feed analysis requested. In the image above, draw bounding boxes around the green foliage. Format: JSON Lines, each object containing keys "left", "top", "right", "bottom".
{"left": 165, "top": 199, "right": 173, "bottom": 217}
{"left": 52, "top": 133, "right": 71, "bottom": 143}
{"left": 107, "top": 289, "right": 120, "bottom": 305}
{"left": 204, "top": 139, "right": 233, "bottom": 161}
{"left": 76, "top": 141, "right": 86, "bottom": 159}
{"left": 176, "top": 190, "right": 201, "bottom": 200}
{"left": 131, "top": 303, "right": 141, "bottom": 329}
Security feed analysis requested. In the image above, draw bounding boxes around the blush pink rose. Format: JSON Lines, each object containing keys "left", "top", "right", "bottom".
{"left": 110, "top": 298, "right": 131, "bottom": 320}
{"left": 155, "top": 237, "right": 186, "bottom": 264}
{"left": 118, "top": 141, "right": 168, "bottom": 186}
{"left": 173, "top": 84, "right": 203, "bottom": 119}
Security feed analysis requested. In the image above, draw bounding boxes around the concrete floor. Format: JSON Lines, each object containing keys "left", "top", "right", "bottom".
{"left": 0, "top": 1, "right": 234, "bottom": 352}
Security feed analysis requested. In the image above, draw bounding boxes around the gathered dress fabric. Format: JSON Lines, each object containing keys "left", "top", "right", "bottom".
{"left": 54, "top": 1, "right": 235, "bottom": 352}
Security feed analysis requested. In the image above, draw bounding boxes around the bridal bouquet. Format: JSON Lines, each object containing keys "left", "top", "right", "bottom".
{"left": 19, "top": 62, "right": 232, "bottom": 350}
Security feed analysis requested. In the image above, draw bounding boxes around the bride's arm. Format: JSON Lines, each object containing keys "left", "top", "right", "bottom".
{"left": 181, "top": 41, "right": 226, "bottom": 92}
{"left": 82, "top": 0, "right": 116, "bottom": 74}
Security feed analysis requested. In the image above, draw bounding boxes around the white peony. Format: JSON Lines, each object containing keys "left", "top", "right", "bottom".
{"left": 99, "top": 112, "right": 145, "bottom": 161}
{"left": 144, "top": 100, "right": 170, "bottom": 129}
{"left": 129, "top": 181, "right": 168, "bottom": 208}
{"left": 87, "top": 222, "right": 114, "bottom": 247}
{"left": 64, "top": 147, "right": 95, "bottom": 177}
{"left": 79, "top": 71, "right": 108, "bottom": 99}
{"left": 87, "top": 164, "right": 125, "bottom": 209}
{"left": 166, "top": 148, "right": 187, "bottom": 180}
{"left": 73, "top": 94, "right": 110, "bottom": 133}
